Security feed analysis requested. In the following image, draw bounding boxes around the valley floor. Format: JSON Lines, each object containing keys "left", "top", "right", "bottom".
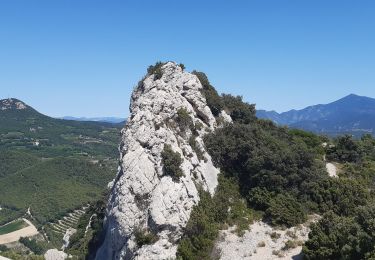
{"left": 0, "top": 219, "right": 38, "bottom": 245}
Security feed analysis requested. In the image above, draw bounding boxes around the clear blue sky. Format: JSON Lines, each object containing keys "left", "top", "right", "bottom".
{"left": 1, "top": 0, "right": 374, "bottom": 117}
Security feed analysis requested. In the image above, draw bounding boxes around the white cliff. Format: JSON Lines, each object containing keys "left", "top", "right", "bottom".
{"left": 97, "top": 62, "right": 228, "bottom": 259}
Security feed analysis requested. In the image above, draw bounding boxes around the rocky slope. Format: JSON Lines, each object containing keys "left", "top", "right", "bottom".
{"left": 97, "top": 62, "right": 230, "bottom": 259}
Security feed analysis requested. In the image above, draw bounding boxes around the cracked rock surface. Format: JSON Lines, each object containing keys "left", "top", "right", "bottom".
{"left": 97, "top": 62, "right": 228, "bottom": 260}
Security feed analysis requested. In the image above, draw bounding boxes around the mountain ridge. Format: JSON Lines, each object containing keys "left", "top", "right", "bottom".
{"left": 257, "top": 94, "right": 375, "bottom": 136}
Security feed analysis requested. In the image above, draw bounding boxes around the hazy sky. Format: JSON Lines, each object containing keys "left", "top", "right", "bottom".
{"left": 1, "top": 1, "right": 374, "bottom": 117}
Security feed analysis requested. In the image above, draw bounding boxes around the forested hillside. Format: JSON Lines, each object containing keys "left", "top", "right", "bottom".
{"left": 175, "top": 72, "right": 375, "bottom": 259}
{"left": 0, "top": 98, "right": 121, "bottom": 256}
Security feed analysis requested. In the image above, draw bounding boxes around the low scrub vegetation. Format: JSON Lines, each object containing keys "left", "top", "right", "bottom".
{"left": 147, "top": 61, "right": 165, "bottom": 80}
{"left": 161, "top": 144, "right": 184, "bottom": 181}
{"left": 177, "top": 176, "right": 256, "bottom": 259}
{"left": 134, "top": 228, "right": 158, "bottom": 247}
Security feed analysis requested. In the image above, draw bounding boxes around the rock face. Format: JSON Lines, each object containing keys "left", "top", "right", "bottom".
{"left": 44, "top": 249, "right": 67, "bottom": 260}
{"left": 97, "top": 62, "right": 227, "bottom": 259}
{"left": 0, "top": 98, "right": 27, "bottom": 110}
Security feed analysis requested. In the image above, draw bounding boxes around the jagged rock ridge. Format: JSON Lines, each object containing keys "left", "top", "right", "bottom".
{"left": 97, "top": 62, "right": 230, "bottom": 259}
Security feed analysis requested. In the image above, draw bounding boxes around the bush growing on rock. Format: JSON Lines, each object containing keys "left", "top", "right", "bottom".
{"left": 177, "top": 176, "right": 255, "bottom": 259}
{"left": 161, "top": 144, "right": 184, "bottom": 181}
{"left": 134, "top": 228, "right": 158, "bottom": 247}
{"left": 176, "top": 108, "right": 194, "bottom": 132}
{"left": 147, "top": 61, "right": 165, "bottom": 80}
{"left": 192, "top": 71, "right": 224, "bottom": 117}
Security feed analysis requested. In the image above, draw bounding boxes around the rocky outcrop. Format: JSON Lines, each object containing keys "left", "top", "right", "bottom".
{"left": 0, "top": 98, "right": 27, "bottom": 110}
{"left": 44, "top": 249, "right": 67, "bottom": 260}
{"left": 97, "top": 62, "right": 229, "bottom": 259}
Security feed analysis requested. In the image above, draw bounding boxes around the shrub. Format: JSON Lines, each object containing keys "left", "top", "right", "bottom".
{"left": 303, "top": 211, "right": 368, "bottom": 260}
{"left": 179, "top": 63, "right": 186, "bottom": 71}
{"left": 176, "top": 108, "right": 193, "bottom": 132}
{"left": 147, "top": 61, "right": 165, "bottom": 80}
{"left": 19, "top": 237, "right": 45, "bottom": 255}
{"left": 326, "top": 135, "right": 362, "bottom": 163}
{"left": 177, "top": 176, "right": 255, "bottom": 259}
{"left": 270, "top": 232, "right": 281, "bottom": 240}
{"left": 188, "top": 136, "right": 205, "bottom": 161}
{"left": 134, "top": 228, "right": 158, "bottom": 247}
{"left": 265, "top": 193, "right": 306, "bottom": 227}
{"left": 221, "top": 94, "right": 256, "bottom": 124}
{"left": 192, "top": 71, "right": 224, "bottom": 117}
{"left": 161, "top": 144, "right": 184, "bottom": 181}
{"left": 282, "top": 240, "right": 298, "bottom": 250}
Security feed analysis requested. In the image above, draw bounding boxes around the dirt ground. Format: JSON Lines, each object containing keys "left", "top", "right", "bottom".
{"left": 0, "top": 219, "right": 38, "bottom": 245}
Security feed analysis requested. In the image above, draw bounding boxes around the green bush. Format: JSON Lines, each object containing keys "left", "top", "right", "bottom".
{"left": 326, "top": 135, "right": 362, "bottom": 163}
{"left": 192, "top": 71, "right": 224, "bottom": 117}
{"left": 221, "top": 94, "right": 256, "bottom": 124}
{"left": 177, "top": 176, "right": 255, "bottom": 259}
{"left": 265, "top": 193, "right": 306, "bottom": 227}
{"left": 147, "top": 61, "right": 165, "bottom": 80}
{"left": 204, "top": 108, "right": 369, "bottom": 227}
{"left": 176, "top": 108, "right": 193, "bottom": 132}
{"left": 134, "top": 228, "right": 158, "bottom": 247}
{"left": 161, "top": 144, "right": 184, "bottom": 181}
{"left": 19, "top": 237, "right": 45, "bottom": 255}
{"left": 303, "top": 211, "right": 369, "bottom": 260}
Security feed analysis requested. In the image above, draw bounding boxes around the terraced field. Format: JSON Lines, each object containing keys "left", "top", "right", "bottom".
{"left": 49, "top": 207, "right": 87, "bottom": 236}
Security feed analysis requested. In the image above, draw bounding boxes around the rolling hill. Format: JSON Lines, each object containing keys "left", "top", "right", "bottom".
{"left": 257, "top": 94, "right": 375, "bottom": 136}
{"left": 0, "top": 98, "right": 121, "bottom": 230}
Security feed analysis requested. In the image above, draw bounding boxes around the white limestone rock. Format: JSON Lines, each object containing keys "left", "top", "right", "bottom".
{"left": 97, "top": 62, "right": 227, "bottom": 260}
{"left": 44, "top": 249, "right": 67, "bottom": 260}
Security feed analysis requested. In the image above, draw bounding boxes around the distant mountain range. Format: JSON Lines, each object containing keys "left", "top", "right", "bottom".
{"left": 61, "top": 116, "right": 126, "bottom": 124}
{"left": 257, "top": 94, "right": 375, "bottom": 136}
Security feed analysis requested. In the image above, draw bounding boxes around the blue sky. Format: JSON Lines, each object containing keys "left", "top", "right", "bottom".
{"left": 0, "top": 0, "right": 374, "bottom": 117}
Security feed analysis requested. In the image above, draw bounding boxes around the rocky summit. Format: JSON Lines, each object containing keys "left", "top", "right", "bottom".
{"left": 0, "top": 98, "right": 27, "bottom": 110}
{"left": 97, "top": 62, "right": 231, "bottom": 259}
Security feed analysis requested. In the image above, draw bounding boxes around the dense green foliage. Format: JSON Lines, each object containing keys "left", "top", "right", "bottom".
{"left": 161, "top": 144, "right": 184, "bottom": 180}
{"left": 19, "top": 237, "right": 45, "bottom": 255}
{"left": 0, "top": 99, "right": 120, "bottom": 255}
{"left": 176, "top": 72, "right": 375, "bottom": 258}
{"left": 221, "top": 94, "right": 256, "bottom": 124}
{"left": 192, "top": 71, "right": 224, "bottom": 117}
{"left": 303, "top": 135, "right": 375, "bottom": 259}
{"left": 327, "top": 135, "right": 362, "bottom": 163}
{"left": 0, "top": 157, "right": 114, "bottom": 224}
{"left": 304, "top": 208, "right": 375, "bottom": 260}
{"left": 67, "top": 197, "right": 107, "bottom": 259}
{"left": 204, "top": 116, "right": 371, "bottom": 228}
{"left": 0, "top": 150, "right": 38, "bottom": 178}
{"left": 177, "top": 176, "right": 256, "bottom": 259}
